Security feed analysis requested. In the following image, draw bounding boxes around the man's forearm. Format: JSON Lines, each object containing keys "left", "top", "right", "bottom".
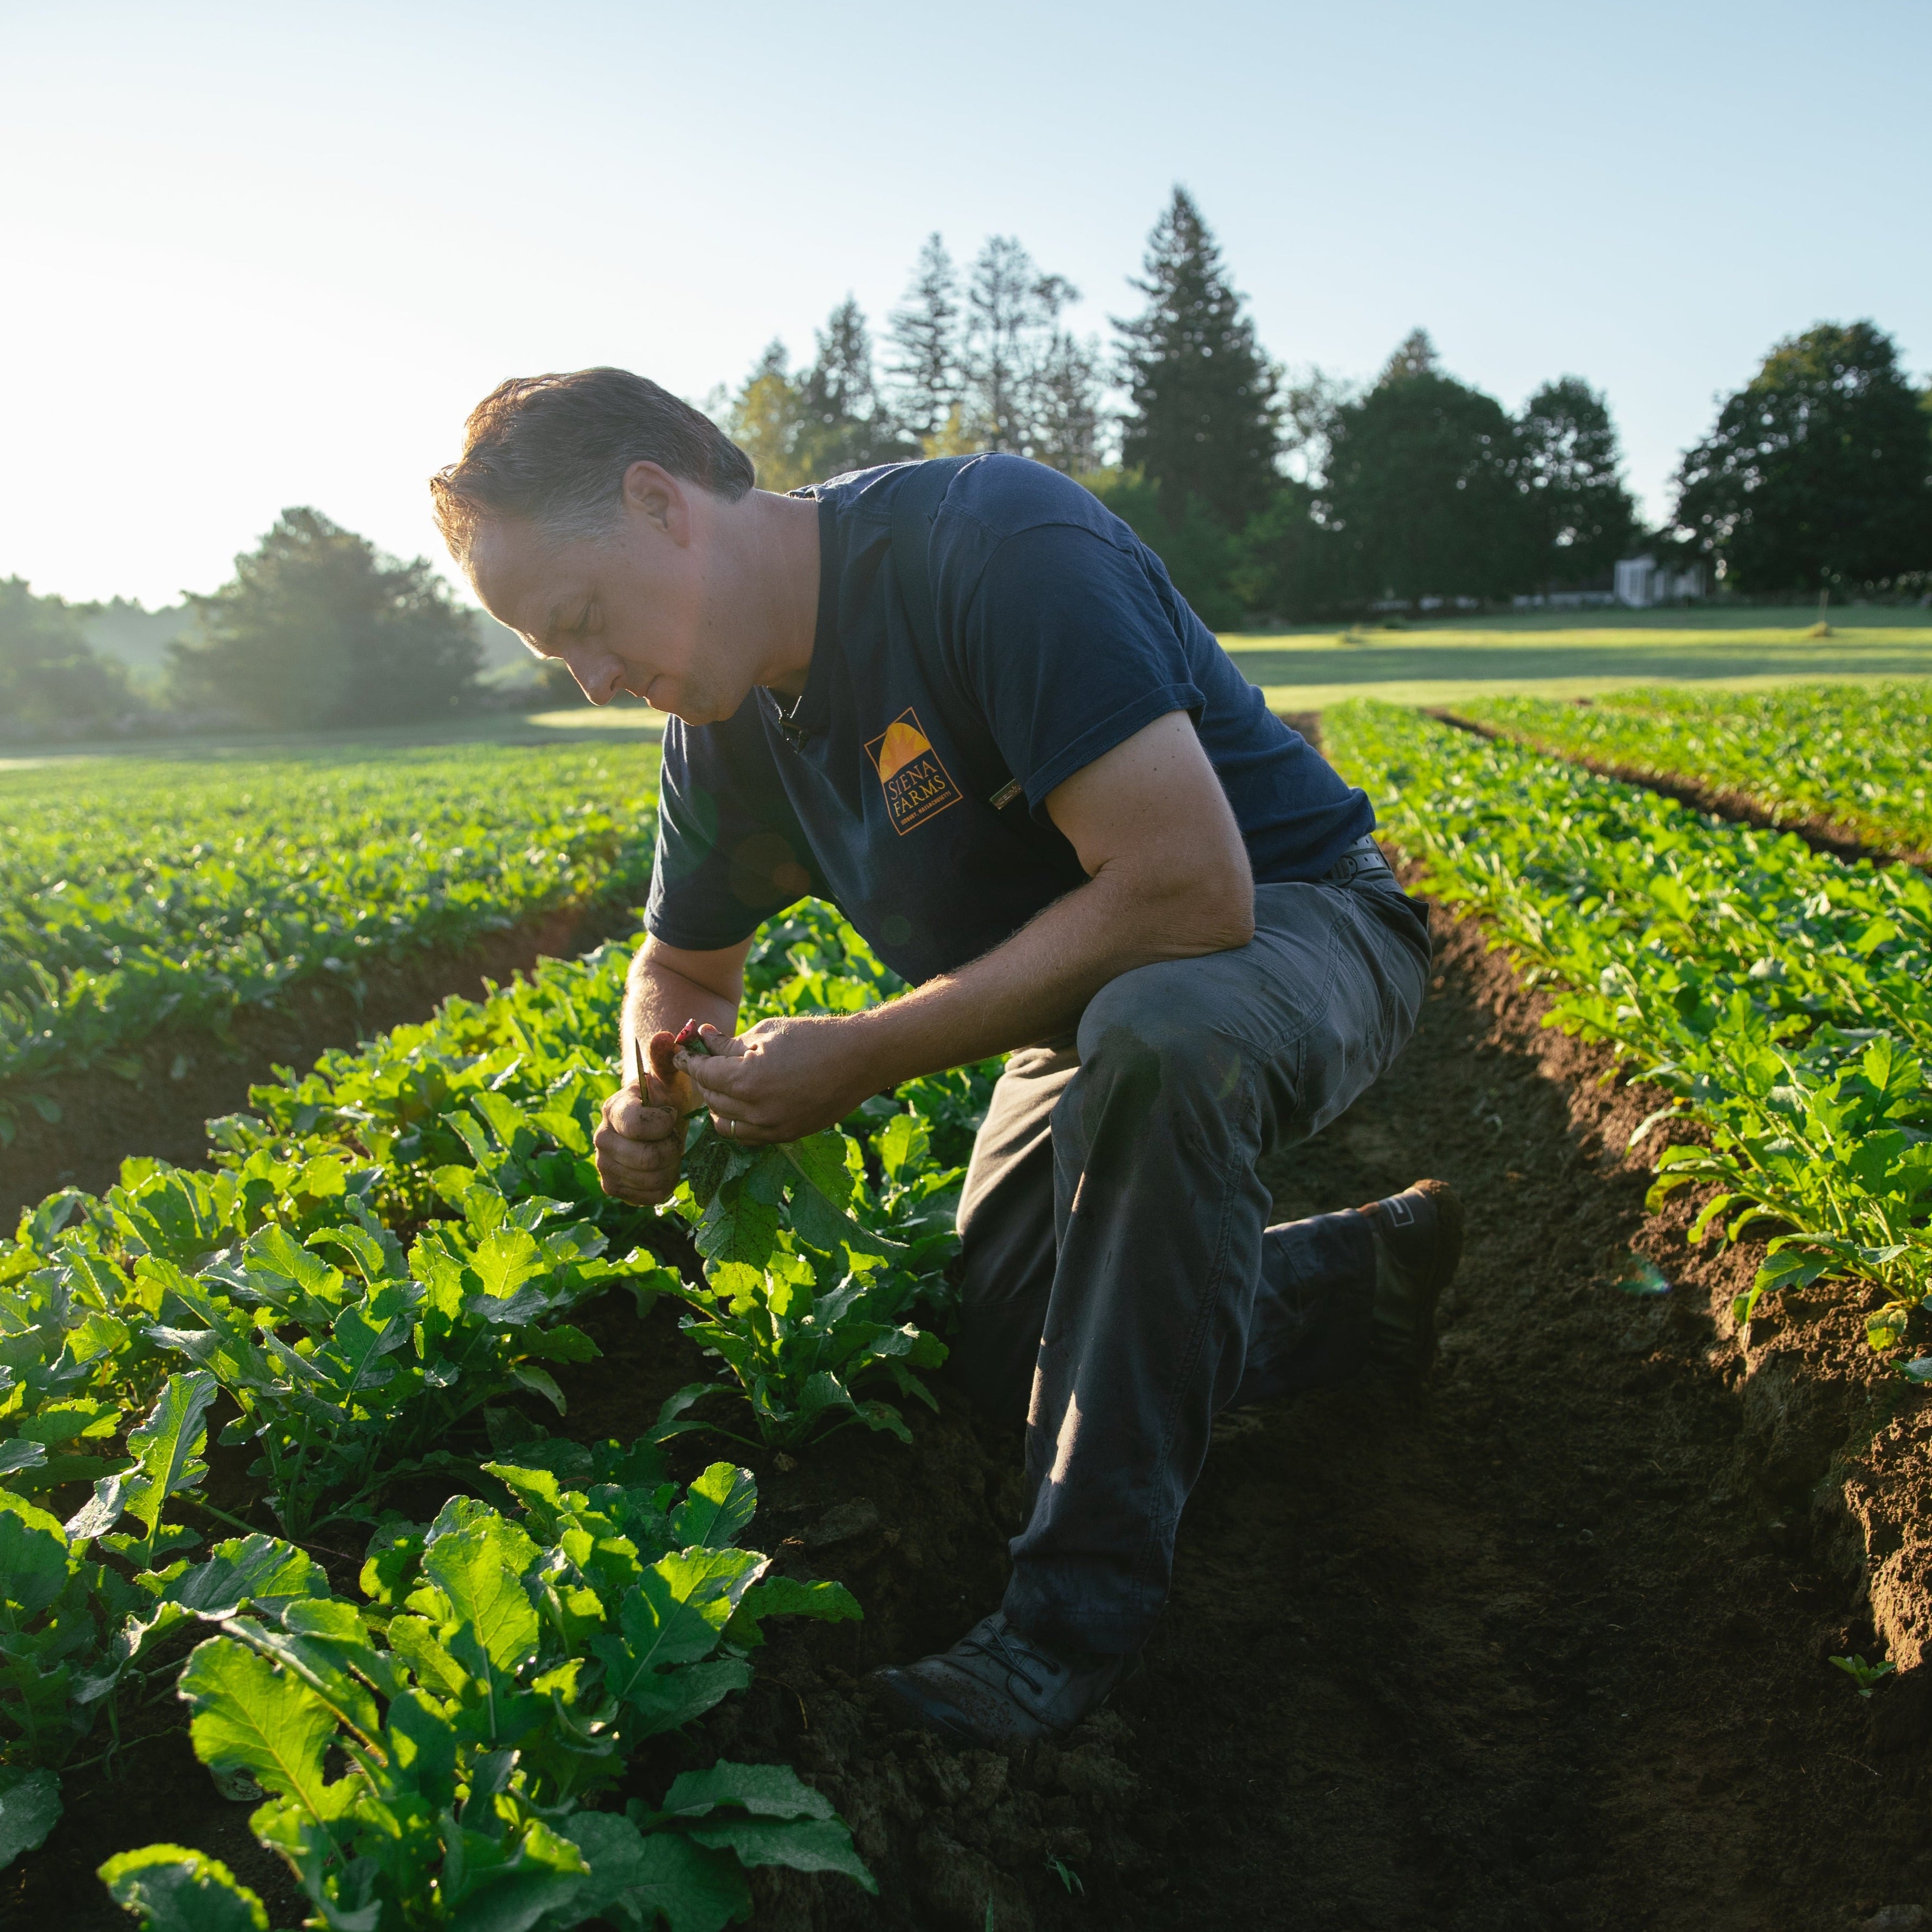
{"left": 620, "top": 948, "right": 742, "bottom": 1067}
{"left": 845, "top": 859, "right": 1253, "bottom": 1091}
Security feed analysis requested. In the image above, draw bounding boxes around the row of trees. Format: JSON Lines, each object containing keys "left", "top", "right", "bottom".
{"left": 724, "top": 233, "right": 1105, "bottom": 490}
{"left": 13, "top": 193, "right": 1926, "bottom": 743}
{"left": 1, "top": 512, "right": 487, "bottom": 739}
{"left": 729, "top": 189, "right": 1932, "bottom": 620}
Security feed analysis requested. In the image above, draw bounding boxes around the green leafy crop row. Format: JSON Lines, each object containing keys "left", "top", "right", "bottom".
{"left": 1457, "top": 683, "right": 1932, "bottom": 860}
{"left": 3, "top": 892, "right": 999, "bottom": 1923}
{"left": 1324, "top": 700, "right": 1932, "bottom": 1337}
{"left": 0, "top": 741, "right": 660, "bottom": 1129}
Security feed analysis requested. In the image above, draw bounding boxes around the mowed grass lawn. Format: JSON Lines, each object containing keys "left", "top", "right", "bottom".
{"left": 1222, "top": 603, "right": 1932, "bottom": 711}
{"left": 5, "top": 604, "right": 1928, "bottom": 774}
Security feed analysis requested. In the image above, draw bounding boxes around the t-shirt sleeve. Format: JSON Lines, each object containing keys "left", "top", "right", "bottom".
{"left": 949, "top": 523, "right": 1207, "bottom": 815}
{"left": 645, "top": 701, "right": 829, "bottom": 953}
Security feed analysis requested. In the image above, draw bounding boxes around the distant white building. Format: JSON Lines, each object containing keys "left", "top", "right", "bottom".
{"left": 1614, "top": 555, "right": 1708, "bottom": 607}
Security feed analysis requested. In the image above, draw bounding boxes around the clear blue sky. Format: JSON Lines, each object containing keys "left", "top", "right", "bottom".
{"left": 4, "top": 0, "right": 1925, "bottom": 608}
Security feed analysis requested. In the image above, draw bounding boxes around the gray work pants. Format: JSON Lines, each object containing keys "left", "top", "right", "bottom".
{"left": 951, "top": 851, "right": 1432, "bottom": 1656}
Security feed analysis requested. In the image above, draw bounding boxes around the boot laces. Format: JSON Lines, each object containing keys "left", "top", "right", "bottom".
{"left": 958, "top": 1620, "right": 1058, "bottom": 1699}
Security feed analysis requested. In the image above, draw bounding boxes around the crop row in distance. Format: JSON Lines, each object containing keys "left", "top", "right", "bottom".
{"left": 1322, "top": 699, "right": 1931, "bottom": 1341}
{"left": 2, "top": 899, "right": 997, "bottom": 1925}
{"left": 1456, "top": 681, "right": 1932, "bottom": 861}
{"left": 0, "top": 741, "right": 662, "bottom": 1134}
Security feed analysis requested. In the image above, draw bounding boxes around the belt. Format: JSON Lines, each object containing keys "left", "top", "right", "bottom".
{"left": 1321, "top": 834, "right": 1394, "bottom": 887}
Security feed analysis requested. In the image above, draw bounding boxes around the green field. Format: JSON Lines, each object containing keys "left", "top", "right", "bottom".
{"left": 8, "top": 608, "right": 1930, "bottom": 776}
{"left": 1223, "top": 603, "right": 1932, "bottom": 711}
{"left": 0, "top": 705, "right": 666, "bottom": 775}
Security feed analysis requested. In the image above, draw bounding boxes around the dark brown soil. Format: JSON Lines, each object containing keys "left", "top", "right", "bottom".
{"left": 1432, "top": 710, "right": 1928, "bottom": 871}
{"left": 0, "top": 898, "right": 646, "bottom": 1222}
{"left": 12, "top": 892, "right": 1932, "bottom": 1930}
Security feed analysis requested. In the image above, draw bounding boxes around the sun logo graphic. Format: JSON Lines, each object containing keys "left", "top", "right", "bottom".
{"left": 865, "top": 707, "right": 963, "bottom": 835}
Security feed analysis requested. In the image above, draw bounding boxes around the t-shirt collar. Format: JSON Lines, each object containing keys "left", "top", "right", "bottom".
{"left": 769, "top": 493, "right": 840, "bottom": 742}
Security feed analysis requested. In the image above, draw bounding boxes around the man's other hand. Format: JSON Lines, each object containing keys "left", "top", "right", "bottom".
{"left": 678, "top": 1015, "right": 877, "bottom": 1146}
{"left": 595, "top": 1029, "right": 699, "bottom": 1204}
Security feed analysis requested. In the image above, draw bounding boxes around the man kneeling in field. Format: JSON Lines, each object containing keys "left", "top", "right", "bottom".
{"left": 432, "top": 369, "right": 1460, "bottom": 1750}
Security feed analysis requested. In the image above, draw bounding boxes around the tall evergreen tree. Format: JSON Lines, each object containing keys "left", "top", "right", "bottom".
{"left": 1026, "top": 328, "right": 1105, "bottom": 475}
{"left": 887, "top": 234, "right": 964, "bottom": 446}
{"left": 796, "top": 297, "right": 916, "bottom": 478}
{"left": 963, "top": 236, "right": 1052, "bottom": 452}
{"left": 1379, "top": 329, "right": 1441, "bottom": 385}
{"left": 1515, "top": 376, "right": 1640, "bottom": 589}
{"left": 1115, "top": 188, "right": 1281, "bottom": 530}
{"left": 1673, "top": 320, "right": 1932, "bottom": 590}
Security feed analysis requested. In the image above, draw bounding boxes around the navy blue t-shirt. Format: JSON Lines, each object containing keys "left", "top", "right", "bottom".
{"left": 645, "top": 455, "right": 1372, "bottom": 986}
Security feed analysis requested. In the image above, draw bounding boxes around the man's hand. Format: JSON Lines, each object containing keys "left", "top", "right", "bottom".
{"left": 678, "top": 1015, "right": 880, "bottom": 1146}
{"left": 594, "top": 1028, "right": 700, "bottom": 1203}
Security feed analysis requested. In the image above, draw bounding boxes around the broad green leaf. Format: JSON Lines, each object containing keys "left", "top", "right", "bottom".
{"left": 0, "top": 1438, "right": 49, "bottom": 1478}
{"left": 443, "top": 1817, "right": 586, "bottom": 1932}
{"left": 471, "top": 1227, "right": 551, "bottom": 1307}
{"left": 0, "top": 1766, "right": 62, "bottom": 1871}
{"left": 168, "top": 1536, "right": 327, "bottom": 1620}
{"left": 693, "top": 1168, "right": 783, "bottom": 1270}
{"left": 384, "top": 1614, "right": 471, "bottom": 1699}
{"left": 309, "top": 1222, "right": 393, "bottom": 1285}
{"left": 685, "top": 1817, "right": 874, "bottom": 1889}
{"left": 383, "top": 1686, "right": 460, "bottom": 1807}
{"left": 784, "top": 1174, "right": 906, "bottom": 1261}
{"left": 590, "top": 1547, "right": 765, "bottom": 1720}
{"left": 510, "top": 1365, "right": 567, "bottom": 1414}
{"left": 97, "top": 1842, "right": 270, "bottom": 1931}
{"left": 875, "top": 1110, "right": 928, "bottom": 1184}
{"left": 611, "top": 1657, "right": 751, "bottom": 1737}
{"left": 779, "top": 1133, "right": 854, "bottom": 1211}
{"left": 562, "top": 1814, "right": 750, "bottom": 1932}
{"left": 123, "top": 1371, "right": 218, "bottom": 1536}
{"left": 1753, "top": 1248, "right": 1837, "bottom": 1297}
{"left": 0, "top": 1490, "right": 74, "bottom": 1615}
{"left": 481, "top": 1461, "right": 566, "bottom": 1537}
{"left": 723, "top": 1576, "right": 862, "bottom": 1648}
{"left": 661, "top": 1759, "right": 836, "bottom": 1821}
{"left": 668, "top": 1464, "right": 758, "bottom": 1553}
{"left": 220, "top": 1612, "right": 384, "bottom": 1744}
{"left": 177, "top": 1636, "right": 342, "bottom": 1830}
{"left": 422, "top": 1514, "right": 542, "bottom": 1710}
{"left": 15, "top": 1397, "right": 120, "bottom": 1446}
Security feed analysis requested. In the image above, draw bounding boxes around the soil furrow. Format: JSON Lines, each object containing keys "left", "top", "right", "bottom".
{"left": 684, "top": 895, "right": 1932, "bottom": 1930}
{"left": 1428, "top": 708, "right": 1926, "bottom": 871}
{"left": 0, "top": 896, "right": 648, "bottom": 1220}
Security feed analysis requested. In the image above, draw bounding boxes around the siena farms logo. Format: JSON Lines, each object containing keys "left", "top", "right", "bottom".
{"left": 865, "top": 707, "right": 963, "bottom": 835}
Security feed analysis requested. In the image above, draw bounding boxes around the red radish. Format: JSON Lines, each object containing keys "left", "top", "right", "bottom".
{"left": 675, "top": 1019, "right": 713, "bottom": 1056}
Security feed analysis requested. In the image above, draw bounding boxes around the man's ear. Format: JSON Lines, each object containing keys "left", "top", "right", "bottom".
{"left": 622, "top": 460, "right": 691, "bottom": 544}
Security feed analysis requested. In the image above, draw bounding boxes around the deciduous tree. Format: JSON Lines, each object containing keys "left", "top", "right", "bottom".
{"left": 0, "top": 578, "right": 136, "bottom": 739}
{"left": 1673, "top": 320, "right": 1932, "bottom": 591}
{"left": 170, "top": 510, "right": 482, "bottom": 730}
{"left": 727, "top": 340, "right": 810, "bottom": 492}
{"left": 1516, "top": 376, "right": 1640, "bottom": 589}
{"left": 1321, "top": 345, "right": 1529, "bottom": 602}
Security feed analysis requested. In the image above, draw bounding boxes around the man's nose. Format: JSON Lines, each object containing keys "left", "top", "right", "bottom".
{"left": 561, "top": 646, "right": 619, "bottom": 705}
